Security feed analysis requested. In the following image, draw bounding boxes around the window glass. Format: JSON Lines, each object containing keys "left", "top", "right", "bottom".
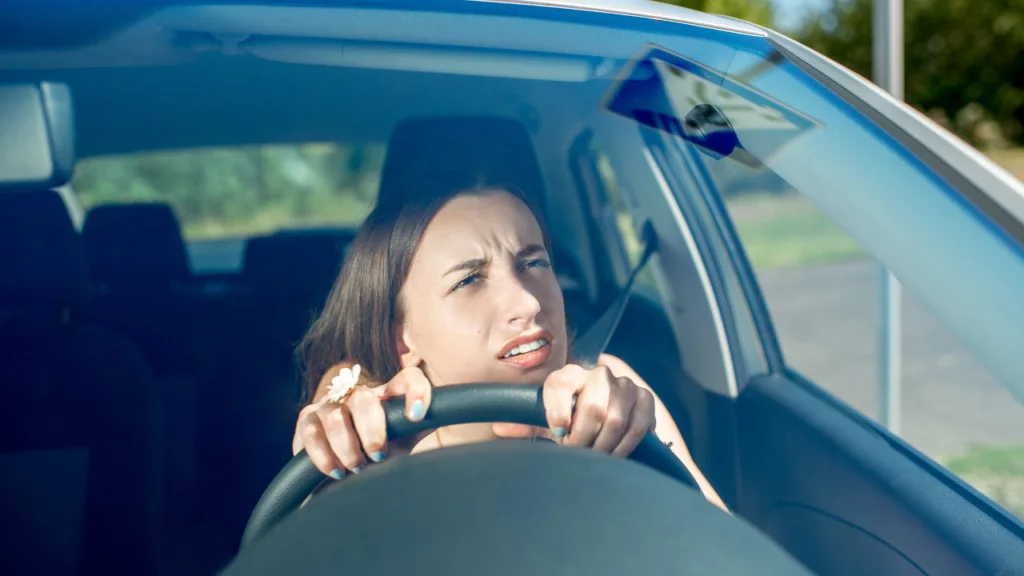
{"left": 586, "top": 30, "right": 1024, "bottom": 518}
{"left": 605, "top": 44, "right": 1024, "bottom": 519}
{"left": 590, "top": 142, "right": 657, "bottom": 289}
{"left": 73, "top": 143, "right": 386, "bottom": 271}
{"left": 723, "top": 176, "right": 1024, "bottom": 520}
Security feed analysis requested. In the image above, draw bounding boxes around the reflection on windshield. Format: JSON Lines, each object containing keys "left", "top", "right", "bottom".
{"left": 604, "top": 46, "right": 819, "bottom": 171}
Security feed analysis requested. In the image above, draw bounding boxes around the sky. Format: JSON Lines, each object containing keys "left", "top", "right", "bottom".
{"left": 771, "top": 0, "right": 830, "bottom": 30}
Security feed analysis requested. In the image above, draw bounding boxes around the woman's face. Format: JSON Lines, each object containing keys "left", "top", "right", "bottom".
{"left": 397, "top": 189, "right": 568, "bottom": 387}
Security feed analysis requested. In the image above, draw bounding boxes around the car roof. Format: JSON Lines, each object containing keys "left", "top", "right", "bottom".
{"left": 0, "top": 0, "right": 769, "bottom": 159}
{"left": 0, "top": 0, "right": 764, "bottom": 52}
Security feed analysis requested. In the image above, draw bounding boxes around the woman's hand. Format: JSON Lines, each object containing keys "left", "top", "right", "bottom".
{"left": 294, "top": 364, "right": 432, "bottom": 479}
{"left": 494, "top": 364, "right": 656, "bottom": 457}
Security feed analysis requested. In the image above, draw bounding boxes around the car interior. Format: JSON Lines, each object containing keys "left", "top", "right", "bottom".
{"left": 4, "top": 3, "right": 1024, "bottom": 576}
{"left": 0, "top": 73, "right": 694, "bottom": 575}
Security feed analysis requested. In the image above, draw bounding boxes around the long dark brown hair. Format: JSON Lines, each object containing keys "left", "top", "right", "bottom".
{"left": 296, "top": 171, "right": 551, "bottom": 402}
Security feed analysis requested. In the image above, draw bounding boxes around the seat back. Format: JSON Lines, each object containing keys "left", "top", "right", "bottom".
{"left": 0, "top": 190, "right": 164, "bottom": 576}
{"left": 82, "top": 202, "right": 209, "bottom": 534}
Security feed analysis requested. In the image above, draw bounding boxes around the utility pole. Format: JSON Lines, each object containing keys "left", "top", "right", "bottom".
{"left": 873, "top": 0, "right": 904, "bottom": 433}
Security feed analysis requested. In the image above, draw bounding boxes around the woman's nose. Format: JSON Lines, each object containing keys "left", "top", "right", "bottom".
{"left": 500, "top": 276, "right": 543, "bottom": 326}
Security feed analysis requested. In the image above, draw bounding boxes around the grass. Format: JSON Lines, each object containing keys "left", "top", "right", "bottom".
{"left": 724, "top": 148, "right": 1024, "bottom": 271}
{"left": 987, "top": 148, "right": 1024, "bottom": 180}
{"left": 729, "top": 196, "right": 865, "bottom": 270}
{"left": 944, "top": 444, "right": 1024, "bottom": 518}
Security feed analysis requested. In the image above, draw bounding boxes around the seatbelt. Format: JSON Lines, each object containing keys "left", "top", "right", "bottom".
{"left": 573, "top": 220, "right": 659, "bottom": 369}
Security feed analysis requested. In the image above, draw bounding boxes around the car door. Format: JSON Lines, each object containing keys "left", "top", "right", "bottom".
{"left": 610, "top": 42, "right": 1024, "bottom": 575}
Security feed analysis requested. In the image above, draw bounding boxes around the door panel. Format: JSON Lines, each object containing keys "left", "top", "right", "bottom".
{"left": 735, "top": 373, "right": 1024, "bottom": 575}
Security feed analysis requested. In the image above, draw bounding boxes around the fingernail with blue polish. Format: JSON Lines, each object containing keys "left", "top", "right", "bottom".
{"left": 352, "top": 465, "right": 365, "bottom": 474}
{"left": 409, "top": 399, "right": 425, "bottom": 421}
{"left": 370, "top": 450, "right": 386, "bottom": 463}
{"left": 552, "top": 427, "right": 567, "bottom": 438}
{"left": 329, "top": 468, "right": 345, "bottom": 480}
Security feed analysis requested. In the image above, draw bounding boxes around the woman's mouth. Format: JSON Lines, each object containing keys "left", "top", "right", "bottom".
{"left": 498, "top": 334, "right": 553, "bottom": 370}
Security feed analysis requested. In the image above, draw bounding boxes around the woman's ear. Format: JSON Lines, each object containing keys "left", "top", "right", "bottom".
{"left": 395, "top": 324, "right": 422, "bottom": 369}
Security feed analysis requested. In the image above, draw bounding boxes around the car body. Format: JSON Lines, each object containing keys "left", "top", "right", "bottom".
{"left": 2, "top": 0, "right": 1024, "bottom": 575}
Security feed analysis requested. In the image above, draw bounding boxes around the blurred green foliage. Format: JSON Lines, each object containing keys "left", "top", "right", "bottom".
{"left": 73, "top": 144, "right": 385, "bottom": 238}
{"left": 659, "top": 0, "right": 775, "bottom": 26}
{"left": 798, "top": 0, "right": 1024, "bottom": 147}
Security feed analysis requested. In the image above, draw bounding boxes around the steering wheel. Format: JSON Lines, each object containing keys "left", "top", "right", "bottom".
{"left": 241, "top": 383, "right": 699, "bottom": 547}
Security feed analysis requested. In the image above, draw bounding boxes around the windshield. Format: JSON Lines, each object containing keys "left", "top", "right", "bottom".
{"left": 47, "top": 1, "right": 1024, "bottom": 501}
{"left": 603, "top": 42, "right": 1024, "bottom": 401}
{"left": 47, "top": 2, "right": 1022, "bottom": 387}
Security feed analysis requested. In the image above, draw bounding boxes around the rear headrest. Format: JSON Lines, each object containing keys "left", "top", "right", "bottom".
{"left": 378, "top": 116, "right": 546, "bottom": 213}
{"left": 0, "top": 189, "right": 89, "bottom": 309}
{"left": 243, "top": 231, "right": 350, "bottom": 298}
{"left": 82, "top": 203, "right": 191, "bottom": 293}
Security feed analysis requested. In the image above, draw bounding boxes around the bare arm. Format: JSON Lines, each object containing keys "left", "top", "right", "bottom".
{"left": 597, "top": 353, "right": 729, "bottom": 513}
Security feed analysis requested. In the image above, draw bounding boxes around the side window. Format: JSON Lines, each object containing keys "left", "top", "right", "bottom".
{"left": 588, "top": 140, "right": 657, "bottom": 289}
{"left": 716, "top": 160, "right": 1024, "bottom": 520}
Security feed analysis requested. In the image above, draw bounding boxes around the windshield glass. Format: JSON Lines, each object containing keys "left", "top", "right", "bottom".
{"left": 604, "top": 42, "right": 1024, "bottom": 401}
{"left": 52, "top": 3, "right": 1024, "bottom": 505}
{"left": 56, "top": 3, "right": 1023, "bottom": 389}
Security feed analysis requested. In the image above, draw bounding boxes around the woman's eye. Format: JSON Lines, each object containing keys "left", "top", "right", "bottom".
{"left": 452, "top": 273, "right": 481, "bottom": 292}
{"left": 522, "top": 258, "right": 552, "bottom": 271}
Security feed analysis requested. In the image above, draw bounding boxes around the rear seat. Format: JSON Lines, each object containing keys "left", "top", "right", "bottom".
{"left": 81, "top": 202, "right": 215, "bottom": 545}
{"left": 0, "top": 190, "right": 165, "bottom": 575}
{"left": 240, "top": 230, "right": 351, "bottom": 349}
{"left": 206, "top": 229, "right": 349, "bottom": 539}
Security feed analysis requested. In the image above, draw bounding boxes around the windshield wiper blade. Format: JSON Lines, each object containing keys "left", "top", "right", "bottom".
{"left": 573, "top": 220, "right": 659, "bottom": 369}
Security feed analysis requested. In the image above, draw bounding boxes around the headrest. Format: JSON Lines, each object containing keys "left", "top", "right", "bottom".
{"left": 0, "top": 189, "right": 90, "bottom": 309}
{"left": 378, "top": 116, "right": 546, "bottom": 213}
{"left": 243, "top": 231, "right": 350, "bottom": 297}
{"left": 82, "top": 203, "right": 191, "bottom": 292}
{"left": 0, "top": 82, "right": 75, "bottom": 190}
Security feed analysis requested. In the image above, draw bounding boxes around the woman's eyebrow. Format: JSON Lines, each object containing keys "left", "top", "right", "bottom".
{"left": 517, "top": 244, "right": 547, "bottom": 258}
{"left": 443, "top": 257, "right": 488, "bottom": 277}
{"left": 443, "top": 244, "right": 545, "bottom": 277}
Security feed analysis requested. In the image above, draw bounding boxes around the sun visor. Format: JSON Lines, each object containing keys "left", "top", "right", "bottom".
{"left": 0, "top": 82, "right": 75, "bottom": 191}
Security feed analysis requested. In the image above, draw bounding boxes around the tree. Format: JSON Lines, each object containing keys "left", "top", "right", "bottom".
{"left": 798, "top": 0, "right": 1024, "bottom": 147}
{"left": 657, "top": 0, "right": 775, "bottom": 28}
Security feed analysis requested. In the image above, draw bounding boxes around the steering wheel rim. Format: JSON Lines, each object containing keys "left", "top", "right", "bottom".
{"left": 240, "top": 383, "right": 698, "bottom": 548}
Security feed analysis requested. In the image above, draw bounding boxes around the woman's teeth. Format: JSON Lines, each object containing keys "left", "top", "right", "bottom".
{"left": 502, "top": 339, "right": 550, "bottom": 359}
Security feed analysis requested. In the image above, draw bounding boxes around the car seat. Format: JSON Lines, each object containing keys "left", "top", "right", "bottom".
{"left": 0, "top": 190, "right": 165, "bottom": 575}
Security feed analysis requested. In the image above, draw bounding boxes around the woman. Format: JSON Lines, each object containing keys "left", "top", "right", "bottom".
{"left": 291, "top": 172, "right": 727, "bottom": 511}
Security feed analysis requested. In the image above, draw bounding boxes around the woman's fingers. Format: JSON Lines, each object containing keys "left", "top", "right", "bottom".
{"left": 591, "top": 377, "right": 637, "bottom": 453}
{"left": 542, "top": 364, "right": 588, "bottom": 439}
{"left": 347, "top": 387, "right": 389, "bottom": 463}
{"left": 380, "top": 366, "right": 432, "bottom": 422}
{"left": 297, "top": 409, "right": 343, "bottom": 478}
{"left": 544, "top": 364, "right": 657, "bottom": 455}
{"left": 611, "top": 385, "right": 655, "bottom": 458}
{"left": 317, "top": 402, "right": 367, "bottom": 475}
{"left": 565, "top": 366, "right": 613, "bottom": 448}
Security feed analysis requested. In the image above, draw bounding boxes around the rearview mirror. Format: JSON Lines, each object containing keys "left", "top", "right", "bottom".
{"left": 0, "top": 81, "right": 75, "bottom": 190}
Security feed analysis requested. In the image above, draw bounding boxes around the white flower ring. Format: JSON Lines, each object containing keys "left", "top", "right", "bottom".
{"left": 326, "top": 364, "right": 362, "bottom": 404}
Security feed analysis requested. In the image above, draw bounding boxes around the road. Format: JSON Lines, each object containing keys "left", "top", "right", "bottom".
{"left": 759, "top": 258, "right": 1024, "bottom": 460}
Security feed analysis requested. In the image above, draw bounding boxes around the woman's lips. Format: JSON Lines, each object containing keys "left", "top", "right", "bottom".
{"left": 499, "top": 341, "right": 552, "bottom": 369}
